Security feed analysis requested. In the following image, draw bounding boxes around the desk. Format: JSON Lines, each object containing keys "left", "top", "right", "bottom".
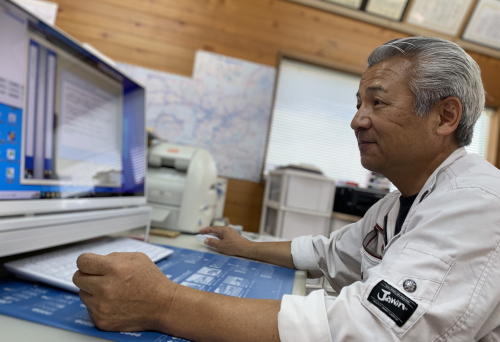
{"left": 0, "top": 232, "right": 307, "bottom": 342}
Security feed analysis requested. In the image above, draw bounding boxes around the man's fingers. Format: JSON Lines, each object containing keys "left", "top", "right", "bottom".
{"left": 205, "top": 237, "right": 221, "bottom": 249}
{"left": 72, "top": 270, "right": 100, "bottom": 295}
{"left": 199, "top": 225, "right": 226, "bottom": 236}
{"left": 76, "top": 253, "right": 114, "bottom": 275}
{"left": 78, "top": 289, "right": 94, "bottom": 306}
{"left": 199, "top": 226, "right": 220, "bottom": 235}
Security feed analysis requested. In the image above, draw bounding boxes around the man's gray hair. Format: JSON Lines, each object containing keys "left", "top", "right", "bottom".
{"left": 367, "top": 37, "right": 485, "bottom": 147}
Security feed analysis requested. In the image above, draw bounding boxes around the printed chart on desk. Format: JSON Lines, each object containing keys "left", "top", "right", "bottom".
{"left": 117, "top": 51, "right": 276, "bottom": 183}
{"left": 0, "top": 245, "right": 295, "bottom": 342}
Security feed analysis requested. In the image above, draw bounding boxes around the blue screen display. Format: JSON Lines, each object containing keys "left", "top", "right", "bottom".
{"left": 0, "top": 105, "right": 23, "bottom": 189}
{"left": 0, "top": 3, "right": 145, "bottom": 200}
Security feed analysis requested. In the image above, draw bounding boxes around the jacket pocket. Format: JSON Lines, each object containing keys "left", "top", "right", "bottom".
{"left": 386, "top": 243, "right": 455, "bottom": 302}
{"left": 362, "top": 277, "right": 432, "bottom": 338}
{"left": 360, "top": 229, "right": 383, "bottom": 279}
{"left": 361, "top": 243, "right": 455, "bottom": 338}
{"left": 361, "top": 247, "right": 382, "bottom": 280}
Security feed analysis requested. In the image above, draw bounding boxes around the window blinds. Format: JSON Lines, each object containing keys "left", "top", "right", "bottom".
{"left": 265, "top": 58, "right": 368, "bottom": 186}
{"left": 466, "top": 107, "right": 495, "bottom": 158}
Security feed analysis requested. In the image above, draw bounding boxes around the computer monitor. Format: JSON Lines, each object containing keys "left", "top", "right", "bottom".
{"left": 0, "top": 0, "right": 146, "bottom": 217}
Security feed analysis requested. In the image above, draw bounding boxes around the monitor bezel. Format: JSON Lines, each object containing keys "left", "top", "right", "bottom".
{"left": 0, "top": 0, "right": 148, "bottom": 217}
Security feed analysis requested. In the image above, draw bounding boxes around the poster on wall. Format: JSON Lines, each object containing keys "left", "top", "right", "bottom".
{"left": 322, "top": 0, "right": 363, "bottom": 9}
{"left": 406, "top": 0, "right": 474, "bottom": 36}
{"left": 364, "top": 0, "right": 409, "bottom": 21}
{"left": 462, "top": 0, "right": 500, "bottom": 50}
{"left": 117, "top": 51, "right": 276, "bottom": 183}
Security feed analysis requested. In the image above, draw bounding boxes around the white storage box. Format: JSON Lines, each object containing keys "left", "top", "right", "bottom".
{"left": 260, "top": 169, "right": 335, "bottom": 239}
{"left": 285, "top": 175, "right": 334, "bottom": 213}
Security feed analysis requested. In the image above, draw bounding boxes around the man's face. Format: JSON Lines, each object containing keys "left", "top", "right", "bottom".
{"left": 352, "top": 58, "right": 437, "bottom": 175}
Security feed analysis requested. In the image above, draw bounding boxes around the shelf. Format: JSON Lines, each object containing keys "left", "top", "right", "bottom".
{"left": 263, "top": 202, "right": 332, "bottom": 217}
{"left": 287, "top": 0, "right": 500, "bottom": 60}
{"left": 265, "top": 204, "right": 363, "bottom": 221}
{"left": 331, "top": 211, "right": 362, "bottom": 222}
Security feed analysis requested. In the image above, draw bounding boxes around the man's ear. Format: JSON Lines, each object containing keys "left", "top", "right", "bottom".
{"left": 436, "top": 96, "right": 462, "bottom": 137}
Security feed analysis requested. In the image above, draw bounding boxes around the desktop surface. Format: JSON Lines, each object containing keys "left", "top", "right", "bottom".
{"left": 0, "top": 232, "right": 307, "bottom": 342}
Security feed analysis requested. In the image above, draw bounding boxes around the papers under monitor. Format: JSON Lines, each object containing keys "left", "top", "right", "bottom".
{"left": 365, "top": 0, "right": 409, "bottom": 21}
{"left": 463, "top": 0, "right": 500, "bottom": 50}
{"left": 406, "top": 0, "right": 474, "bottom": 36}
{"left": 150, "top": 206, "right": 172, "bottom": 222}
{"left": 11, "top": 0, "right": 58, "bottom": 25}
{"left": 323, "top": 0, "right": 363, "bottom": 9}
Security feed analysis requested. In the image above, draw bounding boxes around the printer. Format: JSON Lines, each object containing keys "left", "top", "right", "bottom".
{"left": 333, "top": 185, "right": 388, "bottom": 217}
{"left": 147, "top": 142, "right": 218, "bottom": 233}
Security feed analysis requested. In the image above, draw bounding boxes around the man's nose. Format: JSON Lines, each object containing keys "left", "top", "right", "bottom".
{"left": 351, "top": 108, "right": 372, "bottom": 131}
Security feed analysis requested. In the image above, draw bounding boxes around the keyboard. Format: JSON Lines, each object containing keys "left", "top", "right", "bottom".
{"left": 4, "top": 237, "right": 174, "bottom": 293}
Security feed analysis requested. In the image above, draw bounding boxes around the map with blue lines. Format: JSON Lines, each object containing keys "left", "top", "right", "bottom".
{"left": 117, "top": 51, "right": 276, "bottom": 182}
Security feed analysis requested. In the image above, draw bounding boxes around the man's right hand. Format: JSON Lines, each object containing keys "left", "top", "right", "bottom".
{"left": 199, "top": 225, "right": 252, "bottom": 257}
{"left": 199, "top": 226, "right": 296, "bottom": 269}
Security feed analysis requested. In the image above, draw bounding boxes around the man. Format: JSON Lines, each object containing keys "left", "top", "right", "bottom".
{"left": 73, "top": 37, "right": 500, "bottom": 341}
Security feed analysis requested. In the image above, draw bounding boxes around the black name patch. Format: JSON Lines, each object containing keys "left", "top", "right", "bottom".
{"left": 367, "top": 280, "right": 418, "bottom": 327}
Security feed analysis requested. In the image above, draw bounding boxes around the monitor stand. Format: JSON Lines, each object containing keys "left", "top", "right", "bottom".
{"left": 0, "top": 207, "right": 151, "bottom": 257}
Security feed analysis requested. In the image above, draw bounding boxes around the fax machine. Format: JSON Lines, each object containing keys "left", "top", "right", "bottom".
{"left": 147, "top": 142, "right": 218, "bottom": 233}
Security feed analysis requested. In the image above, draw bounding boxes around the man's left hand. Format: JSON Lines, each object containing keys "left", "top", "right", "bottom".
{"left": 72, "top": 252, "right": 177, "bottom": 332}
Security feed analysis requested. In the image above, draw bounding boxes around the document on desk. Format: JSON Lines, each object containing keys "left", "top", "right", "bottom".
{"left": 0, "top": 245, "right": 295, "bottom": 341}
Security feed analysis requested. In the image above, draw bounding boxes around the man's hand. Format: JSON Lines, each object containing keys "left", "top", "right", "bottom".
{"left": 72, "top": 252, "right": 177, "bottom": 332}
{"left": 199, "top": 225, "right": 253, "bottom": 257}
{"left": 72, "top": 250, "right": 283, "bottom": 342}
{"left": 200, "top": 226, "right": 296, "bottom": 269}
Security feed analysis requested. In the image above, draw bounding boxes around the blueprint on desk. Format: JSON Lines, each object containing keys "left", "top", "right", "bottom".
{"left": 0, "top": 245, "right": 295, "bottom": 341}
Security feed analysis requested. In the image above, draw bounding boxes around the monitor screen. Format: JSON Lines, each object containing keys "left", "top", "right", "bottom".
{"left": 0, "top": 0, "right": 146, "bottom": 205}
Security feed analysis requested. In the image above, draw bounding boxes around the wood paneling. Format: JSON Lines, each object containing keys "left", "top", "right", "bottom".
{"left": 51, "top": 0, "right": 500, "bottom": 231}
{"left": 223, "top": 179, "right": 265, "bottom": 232}
{"left": 488, "top": 109, "right": 500, "bottom": 166}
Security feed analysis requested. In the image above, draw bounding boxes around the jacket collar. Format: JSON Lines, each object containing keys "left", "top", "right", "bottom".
{"left": 416, "top": 147, "right": 468, "bottom": 204}
{"left": 382, "top": 147, "right": 468, "bottom": 250}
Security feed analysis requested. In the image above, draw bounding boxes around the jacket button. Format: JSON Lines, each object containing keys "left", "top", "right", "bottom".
{"left": 403, "top": 279, "right": 417, "bottom": 293}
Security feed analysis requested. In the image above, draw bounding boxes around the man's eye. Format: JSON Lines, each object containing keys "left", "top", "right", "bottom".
{"left": 374, "top": 100, "right": 382, "bottom": 106}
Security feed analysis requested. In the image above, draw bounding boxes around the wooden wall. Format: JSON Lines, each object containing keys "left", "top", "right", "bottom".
{"left": 52, "top": 0, "right": 500, "bottom": 232}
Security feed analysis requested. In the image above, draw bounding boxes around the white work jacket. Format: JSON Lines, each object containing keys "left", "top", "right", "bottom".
{"left": 278, "top": 148, "right": 500, "bottom": 342}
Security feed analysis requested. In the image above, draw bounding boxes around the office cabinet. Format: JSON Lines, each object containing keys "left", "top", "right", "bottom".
{"left": 259, "top": 169, "right": 336, "bottom": 240}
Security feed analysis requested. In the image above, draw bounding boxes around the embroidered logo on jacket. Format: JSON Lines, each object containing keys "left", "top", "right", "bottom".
{"left": 377, "top": 289, "right": 407, "bottom": 310}
{"left": 367, "top": 280, "right": 417, "bottom": 327}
